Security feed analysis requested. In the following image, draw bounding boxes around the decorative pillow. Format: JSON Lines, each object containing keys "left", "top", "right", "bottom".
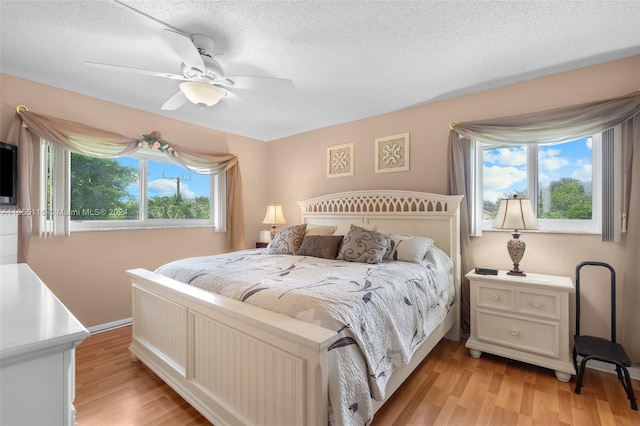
{"left": 333, "top": 221, "right": 378, "bottom": 236}
{"left": 295, "top": 235, "right": 344, "bottom": 259}
{"left": 337, "top": 224, "right": 390, "bottom": 264}
{"left": 304, "top": 224, "right": 337, "bottom": 237}
{"left": 267, "top": 224, "right": 307, "bottom": 255}
{"left": 387, "top": 235, "right": 434, "bottom": 263}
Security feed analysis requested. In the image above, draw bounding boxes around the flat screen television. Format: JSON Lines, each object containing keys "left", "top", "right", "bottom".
{"left": 0, "top": 141, "right": 18, "bottom": 206}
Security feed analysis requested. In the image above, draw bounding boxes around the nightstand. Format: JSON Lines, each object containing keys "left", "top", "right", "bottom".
{"left": 465, "top": 270, "right": 576, "bottom": 382}
{"left": 255, "top": 242, "right": 269, "bottom": 248}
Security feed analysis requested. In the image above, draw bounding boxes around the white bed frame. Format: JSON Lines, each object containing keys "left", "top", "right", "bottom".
{"left": 127, "top": 190, "right": 463, "bottom": 425}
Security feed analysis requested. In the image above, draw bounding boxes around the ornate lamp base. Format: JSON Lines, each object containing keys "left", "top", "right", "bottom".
{"left": 506, "top": 232, "right": 527, "bottom": 276}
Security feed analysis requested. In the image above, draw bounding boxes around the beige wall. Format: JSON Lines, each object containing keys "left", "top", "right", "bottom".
{"left": 267, "top": 56, "right": 640, "bottom": 358}
{"left": 0, "top": 74, "right": 269, "bottom": 328}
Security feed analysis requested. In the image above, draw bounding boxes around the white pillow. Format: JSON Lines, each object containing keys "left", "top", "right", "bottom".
{"left": 304, "top": 224, "right": 337, "bottom": 237}
{"left": 333, "top": 221, "right": 378, "bottom": 236}
{"left": 387, "top": 234, "right": 434, "bottom": 263}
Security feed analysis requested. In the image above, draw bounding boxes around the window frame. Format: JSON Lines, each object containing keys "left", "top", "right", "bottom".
{"left": 473, "top": 134, "right": 603, "bottom": 235}
{"left": 41, "top": 141, "right": 226, "bottom": 232}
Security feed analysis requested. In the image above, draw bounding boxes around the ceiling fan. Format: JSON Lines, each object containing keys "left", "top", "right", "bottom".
{"left": 85, "top": 24, "right": 293, "bottom": 111}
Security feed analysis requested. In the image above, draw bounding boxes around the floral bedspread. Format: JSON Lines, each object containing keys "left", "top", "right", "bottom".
{"left": 155, "top": 247, "right": 453, "bottom": 425}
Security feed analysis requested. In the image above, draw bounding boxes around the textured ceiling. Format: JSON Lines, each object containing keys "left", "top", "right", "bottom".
{"left": 1, "top": 0, "right": 639, "bottom": 141}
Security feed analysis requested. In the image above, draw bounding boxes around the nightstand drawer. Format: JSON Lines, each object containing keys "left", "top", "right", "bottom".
{"left": 477, "top": 284, "right": 514, "bottom": 311}
{"left": 516, "top": 288, "right": 560, "bottom": 319}
{"left": 476, "top": 310, "right": 559, "bottom": 358}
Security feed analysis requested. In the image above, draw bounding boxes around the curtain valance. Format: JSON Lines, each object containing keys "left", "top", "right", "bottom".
{"left": 450, "top": 91, "right": 640, "bottom": 144}
{"left": 7, "top": 109, "right": 245, "bottom": 262}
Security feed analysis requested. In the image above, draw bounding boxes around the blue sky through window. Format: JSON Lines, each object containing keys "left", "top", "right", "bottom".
{"left": 483, "top": 137, "right": 592, "bottom": 204}
{"left": 117, "top": 157, "right": 210, "bottom": 200}
{"left": 147, "top": 160, "right": 210, "bottom": 199}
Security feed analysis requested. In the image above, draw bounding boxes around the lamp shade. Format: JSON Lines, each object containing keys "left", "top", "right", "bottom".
{"left": 492, "top": 196, "right": 540, "bottom": 231}
{"left": 262, "top": 205, "right": 286, "bottom": 225}
{"left": 179, "top": 82, "right": 225, "bottom": 107}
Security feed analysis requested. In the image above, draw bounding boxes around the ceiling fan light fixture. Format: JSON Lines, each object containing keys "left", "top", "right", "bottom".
{"left": 179, "top": 81, "right": 225, "bottom": 107}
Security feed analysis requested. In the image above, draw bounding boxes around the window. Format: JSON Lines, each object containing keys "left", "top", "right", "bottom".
{"left": 41, "top": 141, "right": 225, "bottom": 232}
{"left": 473, "top": 132, "right": 618, "bottom": 234}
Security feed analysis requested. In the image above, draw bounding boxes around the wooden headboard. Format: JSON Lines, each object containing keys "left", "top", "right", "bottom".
{"left": 297, "top": 190, "right": 463, "bottom": 264}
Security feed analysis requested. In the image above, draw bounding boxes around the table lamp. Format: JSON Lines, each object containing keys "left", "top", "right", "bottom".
{"left": 492, "top": 195, "right": 540, "bottom": 276}
{"left": 262, "top": 204, "right": 286, "bottom": 240}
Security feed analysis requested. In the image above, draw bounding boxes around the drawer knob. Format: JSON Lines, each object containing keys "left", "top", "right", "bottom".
{"left": 532, "top": 300, "right": 542, "bottom": 308}
{"left": 491, "top": 295, "right": 499, "bottom": 302}
{"left": 510, "top": 328, "right": 519, "bottom": 336}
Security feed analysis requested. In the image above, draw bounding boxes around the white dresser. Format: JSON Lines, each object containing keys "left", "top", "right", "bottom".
{"left": 465, "top": 270, "right": 575, "bottom": 382}
{"left": 0, "top": 263, "right": 89, "bottom": 425}
{"left": 0, "top": 214, "right": 18, "bottom": 264}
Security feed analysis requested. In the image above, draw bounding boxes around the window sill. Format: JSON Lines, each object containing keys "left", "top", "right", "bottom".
{"left": 481, "top": 228, "right": 601, "bottom": 236}
{"left": 71, "top": 224, "right": 219, "bottom": 233}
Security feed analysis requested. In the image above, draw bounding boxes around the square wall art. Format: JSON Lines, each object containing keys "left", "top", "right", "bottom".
{"left": 375, "top": 133, "right": 410, "bottom": 173}
{"left": 327, "top": 142, "right": 354, "bottom": 178}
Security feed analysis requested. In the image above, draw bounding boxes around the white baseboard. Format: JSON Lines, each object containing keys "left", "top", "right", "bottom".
{"left": 87, "top": 317, "right": 132, "bottom": 334}
{"left": 581, "top": 358, "right": 640, "bottom": 380}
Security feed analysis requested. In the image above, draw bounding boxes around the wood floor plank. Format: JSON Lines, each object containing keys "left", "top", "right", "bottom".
{"left": 557, "top": 389, "right": 574, "bottom": 424}
{"left": 74, "top": 326, "right": 640, "bottom": 425}
{"left": 434, "top": 395, "right": 461, "bottom": 425}
{"left": 477, "top": 391, "right": 498, "bottom": 425}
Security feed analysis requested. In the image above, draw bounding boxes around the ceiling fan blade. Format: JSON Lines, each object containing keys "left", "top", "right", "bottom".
{"left": 220, "top": 87, "right": 256, "bottom": 111}
{"left": 161, "top": 91, "right": 189, "bottom": 111}
{"left": 85, "top": 62, "right": 186, "bottom": 80}
{"left": 223, "top": 75, "right": 294, "bottom": 91}
{"left": 163, "top": 29, "right": 205, "bottom": 71}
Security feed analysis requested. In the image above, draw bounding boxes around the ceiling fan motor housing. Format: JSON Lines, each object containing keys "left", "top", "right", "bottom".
{"left": 180, "top": 34, "right": 231, "bottom": 86}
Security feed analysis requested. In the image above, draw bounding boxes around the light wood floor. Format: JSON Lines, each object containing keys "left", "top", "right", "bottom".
{"left": 75, "top": 325, "right": 640, "bottom": 425}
